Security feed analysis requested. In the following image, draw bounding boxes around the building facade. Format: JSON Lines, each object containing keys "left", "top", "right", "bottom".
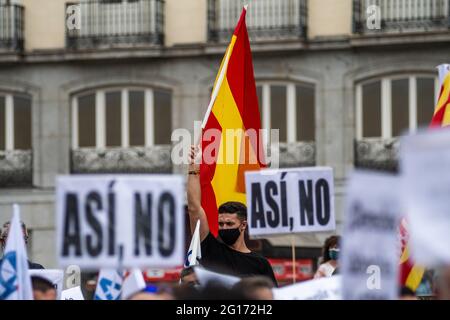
{"left": 1, "top": 0, "right": 449, "bottom": 269}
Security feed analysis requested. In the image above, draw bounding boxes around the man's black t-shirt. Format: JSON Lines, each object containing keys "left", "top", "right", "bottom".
{"left": 200, "top": 233, "right": 278, "bottom": 286}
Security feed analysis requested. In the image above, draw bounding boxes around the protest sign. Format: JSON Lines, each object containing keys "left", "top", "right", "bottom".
{"left": 61, "top": 286, "right": 84, "bottom": 300}
{"left": 57, "top": 175, "right": 184, "bottom": 269}
{"left": 245, "top": 167, "right": 335, "bottom": 237}
{"left": 273, "top": 275, "right": 341, "bottom": 300}
{"left": 341, "top": 171, "right": 402, "bottom": 300}
{"left": 29, "top": 269, "right": 64, "bottom": 299}
{"left": 400, "top": 128, "right": 450, "bottom": 266}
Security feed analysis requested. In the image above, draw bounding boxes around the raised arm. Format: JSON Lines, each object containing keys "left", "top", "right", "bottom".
{"left": 187, "top": 145, "right": 210, "bottom": 241}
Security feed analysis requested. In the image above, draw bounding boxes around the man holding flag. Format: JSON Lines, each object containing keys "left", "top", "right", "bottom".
{"left": 187, "top": 6, "right": 276, "bottom": 286}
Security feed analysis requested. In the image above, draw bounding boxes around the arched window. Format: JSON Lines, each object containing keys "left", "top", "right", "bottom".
{"left": 0, "top": 92, "right": 32, "bottom": 151}
{"left": 356, "top": 75, "right": 437, "bottom": 139}
{"left": 71, "top": 87, "right": 172, "bottom": 149}
{"left": 0, "top": 91, "right": 32, "bottom": 187}
{"left": 256, "top": 81, "right": 316, "bottom": 143}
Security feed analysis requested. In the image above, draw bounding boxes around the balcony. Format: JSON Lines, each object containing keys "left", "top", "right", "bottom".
{"left": 354, "top": 138, "right": 399, "bottom": 172}
{"left": 0, "top": 4, "right": 24, "bottom": 52}
{"left": 208, "top": 0, "right": 308, "bottom": 42}
{"left": 353, "top": 0, "right": 450, "bottom": 34}
{"left": 0, "top": 150, "right": 32, "bottom": 187}
{"left": 66, "top": 0, "right": 164, "bottom": 50}
{"left": 71, "top": 146, "right": 172, "bottom": 174}
{"left": 276, "top": 142, "right": 316, "bottom": 168}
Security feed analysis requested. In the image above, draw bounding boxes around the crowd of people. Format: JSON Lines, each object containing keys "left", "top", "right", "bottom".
{"left": 0, "top": 145, "right": 449, "bottom": 300}
{"left": 1, "top": 215, "right": 449, "bottom": 300}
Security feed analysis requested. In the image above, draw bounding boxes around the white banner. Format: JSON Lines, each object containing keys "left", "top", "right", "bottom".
{"left": 341, "top": 171, "right": 402, "bottom": 300}
{"left": 29, "top": 269, "right": 64, "bottom": 300}
{"left": 400, "top": 129, "right": 450, "bottom": 266}
{"left": 57, "top": 175, "right": 184, "bottom": 269}
{"left": 245, "top": 167, "right": 335, "bottom": 237}
{"left": 61, "top": 286, "right": 84, "bottom": 300}
{"left": 273, "top": 275, "right": 341, "bottom": 300}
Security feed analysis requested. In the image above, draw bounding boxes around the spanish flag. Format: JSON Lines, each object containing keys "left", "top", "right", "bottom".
{"left": 200, "top": 6, "right": 266, "bottom": 237}
{"left": 399, "top": 219, "right": 425, "bottom": 291}
{"left": 430, "top": 64, "right": 450, "bottom": 127}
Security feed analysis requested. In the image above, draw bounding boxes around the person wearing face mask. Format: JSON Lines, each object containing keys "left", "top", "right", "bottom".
{"left": 314, "top": 235, "right": 340, "bottom": 279}
{"left": 187, "top": 146, "right": 277, "bottom": 286}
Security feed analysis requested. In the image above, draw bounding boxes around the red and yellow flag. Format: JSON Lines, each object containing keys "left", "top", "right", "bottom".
{"left": 399, "top": 219, "right": 425, "bottom": 291}
{"left": 430, "top": 70, "right": 450, "bottom": 127}
{"left": 200, "top": 7, "right": 265, "bottom": 237}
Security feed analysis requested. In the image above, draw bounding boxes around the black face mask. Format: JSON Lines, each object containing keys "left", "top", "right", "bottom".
{"left": 219, "top": 228, "right": 241, "bottom": 246}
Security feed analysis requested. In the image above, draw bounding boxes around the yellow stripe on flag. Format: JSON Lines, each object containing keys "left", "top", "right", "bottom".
{"left": 405, "top": 265, "right": 426, "bottom": 291}
{"left": 399, "top": 245, "right": 410, "bottom": 265}
{"left": 210, "top": 72, "right": 246, "bottom": 206}
{"left": 434, "top": 72, "right": 450, "bottom": 115}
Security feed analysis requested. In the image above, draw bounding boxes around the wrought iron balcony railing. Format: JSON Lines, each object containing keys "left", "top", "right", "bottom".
{"left": 354, "top": 138, "right": 399, "bottom": 172}
{"left": 66, "top": 0, "right": 164, "bottom": 50}
{"left": 0, "top": 4, "right": 24, "bottom": 51}
{"left": 71, "top": 146, "right": 172, "bottom": 174}
{"left": 208, "top": 0, "right": 308, "bottom": 42}
{"left": 277, "top": 142, "right": 316, "bottom": 168}
{"left": 353, "top": 0, "right": 450, "bottom": 34}
{"left": 0, "top": 150, "right": 32, "bottom": 187}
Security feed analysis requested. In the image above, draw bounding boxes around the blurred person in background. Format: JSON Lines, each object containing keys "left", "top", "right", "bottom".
{"left": 180, "top": 267, "right": 199, "bottom": 287}
{"left": 174, "top": 280, "right": 246, "bottom": 300}
{"left": 399, "top": 286, "right": 417, "bottom": 300}
{"left": 0, "top": 220, "right": 44, "bottom": 269}
{"left": 231, "top": 276, "right": 274, "bottom": 300}
{"left": 128, "top": 283, "right": 174, "bottom": 300}
{"left": 435, "top": 265, "right": 450, "bottom": 300}
{"left": 314, "top": 235, "right": 340, "bottom": 279}
{"left": 31, "top": 276, "right": 56, "bottom": 300}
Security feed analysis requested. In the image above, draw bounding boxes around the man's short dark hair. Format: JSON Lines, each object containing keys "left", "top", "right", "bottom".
{"left": 232, "top": 276, "right": 274, "bottom": 299}
{"left": 180, "top": 267, "right": 195, "bottom": 279}
{"left": 1, "top": 220, "right": 29, "bottom": 244}
{"left": 400, "top": 286, "right": 415, "bottom": 296}
{"left": 31, "top": 276, "right": 56, "bottom": 293}
{"left": 218, "top": 202, "right": 247, "bottom": 221}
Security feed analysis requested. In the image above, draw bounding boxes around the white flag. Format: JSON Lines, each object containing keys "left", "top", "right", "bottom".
{"left": 437, "top": 63, "right": 450, "bottom": 86}
{"left": 121, "top": 269, "right": 146, "bottom": 300}
{"left": 0, "top": 204, "right": 34, "bottom": 300}
{"left": 94, "top": 269, "right": 123, "bottom": 300}
{"left": 61, "top": 286, "right": 84, "bottom": 300}
{"left": 184, "top": 220, "right": 202, "bottom": 268}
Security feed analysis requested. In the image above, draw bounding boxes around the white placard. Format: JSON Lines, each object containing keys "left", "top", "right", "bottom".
{"left": 29, "top": 269, "right": 64, "bottom": 300}
{"left": 245, "top": 167, "right": 335, "bottom": 237}
{"left": 400, "top": 128, "right": 450, "bottom": 266}
{"left": 341, "top": 171, "right": 402, "bottom": 300}
{"left": 57, "top": 175, "right": 184, "bottom": 269}
{"left": 273, "top": 275, "right": 341, "bottom": 300}
{"left": 61, "top": 286, "right": 84, "bottom": 300}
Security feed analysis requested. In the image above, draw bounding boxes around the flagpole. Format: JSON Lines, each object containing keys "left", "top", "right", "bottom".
{"left": 291, "top": 235, "right": 296, "bottom": 284}
{"left": 199, "top": 4, "right": 249, "bottom": 133}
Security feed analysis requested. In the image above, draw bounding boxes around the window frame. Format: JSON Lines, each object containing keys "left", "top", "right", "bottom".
{"left": 257, "top": 80, "right": 316, "bottom": 144}
{"left": 0, "top": 92, "right": 32, "bottom": 151}
{"left": 71, "top": 86, "right": 171, "bottom": 149}
{"left": 355, "top": 74, "right": 439, "bottom": 140}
